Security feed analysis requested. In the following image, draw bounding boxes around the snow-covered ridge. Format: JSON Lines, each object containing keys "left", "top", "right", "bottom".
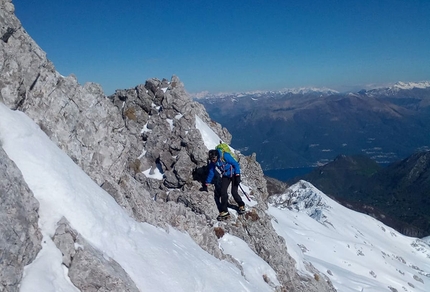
{"left": 268, "top": 180, "right": 430, "bottom": 292}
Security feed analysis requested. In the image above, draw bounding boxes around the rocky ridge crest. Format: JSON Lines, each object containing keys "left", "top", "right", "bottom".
{"left": 0, "top": 1, "right": 334, "bottom": 291}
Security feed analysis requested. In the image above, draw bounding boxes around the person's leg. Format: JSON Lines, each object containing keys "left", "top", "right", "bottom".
{"left": 219, "top": 177, "right": 230, "bottom": 213}
{"left": 231, "top": 182, "right": 245, "bottom": 207}
{"left": 214, "top": 186, "right": 222, "bottom": 212}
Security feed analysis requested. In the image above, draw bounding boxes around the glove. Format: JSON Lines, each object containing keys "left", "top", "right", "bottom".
{"left": 234, "top": 174, "right": 241, "bottom": 186}
{"left": 199, "top": 184, "right": 208, "bottom": 192}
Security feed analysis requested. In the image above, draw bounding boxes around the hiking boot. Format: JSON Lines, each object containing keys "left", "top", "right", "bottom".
{"left": 238, "top": 206, "right": 246, "bottom": 215}
{"left": 217, "top": 211, "right": 230, "bottom": 221}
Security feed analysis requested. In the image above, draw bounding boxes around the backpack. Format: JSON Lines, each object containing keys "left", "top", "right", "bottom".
{"left": 216, "top": 142, "right": 238, "bottom": 162}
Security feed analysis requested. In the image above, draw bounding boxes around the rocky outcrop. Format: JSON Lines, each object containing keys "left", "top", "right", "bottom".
{"left": 53, "top": 218, "right": 139, "bottom": 291}
{"left": 0, "top": 1, "right": 335, "bottom": 291}
{"left": 0, "top": 147, "right": 42, "bottom": 291}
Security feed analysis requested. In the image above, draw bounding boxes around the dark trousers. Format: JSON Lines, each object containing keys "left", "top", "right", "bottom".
{"left": 216, "top": 176, "right": 245, "bottom": 213}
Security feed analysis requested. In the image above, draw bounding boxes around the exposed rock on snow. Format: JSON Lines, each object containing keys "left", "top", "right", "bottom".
{"left": 53, "top": 218, "right": 139, "bottom": 291}
{"left": 0, "top": 147, "right": 42, "bottom": 291}
{"left": 268, "top": 180, "right": 331, "bottom": 224}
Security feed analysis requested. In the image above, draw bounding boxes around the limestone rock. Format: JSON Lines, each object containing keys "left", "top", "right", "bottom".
{"left": 0, "top": 147, "right": 42, "bottom": 292}
{"left": 52, "top": 218, "right": 139, "bottom": 291}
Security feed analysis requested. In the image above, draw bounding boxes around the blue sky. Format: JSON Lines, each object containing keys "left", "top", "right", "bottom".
{"left": 13, "top": 0, "right": 430, "bottom": 95}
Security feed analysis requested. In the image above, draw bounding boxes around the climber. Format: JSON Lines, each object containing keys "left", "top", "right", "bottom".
{"left": 202, "top": 148, "right": 245, "bottom": 221}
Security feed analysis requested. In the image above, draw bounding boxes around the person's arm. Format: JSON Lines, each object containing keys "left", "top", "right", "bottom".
{"left": 205, "top": 162, "right": 216, "bottom": 184}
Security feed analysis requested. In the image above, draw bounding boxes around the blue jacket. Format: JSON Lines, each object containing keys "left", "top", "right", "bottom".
{"left": 206, "top": 149, "right": 240, "bottom": 184}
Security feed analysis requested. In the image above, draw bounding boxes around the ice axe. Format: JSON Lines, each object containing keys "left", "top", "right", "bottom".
{"left": 239, "top": 183, "right": 251, "bottom": 201}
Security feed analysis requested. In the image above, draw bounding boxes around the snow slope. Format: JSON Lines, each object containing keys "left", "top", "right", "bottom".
{"left": 268, "top": 181, "right": 430, "bottom": 292}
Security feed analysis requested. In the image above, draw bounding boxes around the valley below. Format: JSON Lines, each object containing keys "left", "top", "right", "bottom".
{"left": 197, "top": 84, "right": 430, "bottom": 238}
{"left": 196, "top": 84, "right": 430, "bottom": 170}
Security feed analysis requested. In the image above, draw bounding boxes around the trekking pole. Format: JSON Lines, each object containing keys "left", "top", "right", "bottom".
{"left": 239, "top": 183, "right": 251, "bottom": 201}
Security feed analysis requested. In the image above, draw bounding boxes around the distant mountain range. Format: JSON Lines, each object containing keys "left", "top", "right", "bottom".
{"left": 193, "top": 81, "right": 430, "bottom": 99}
{"left": 192, "top": 86, "right": 340, "bottom": 99}
{"left": 196, "top": 81, "right": 430, "bottom": 170}
{"left": 286, "top": 151, "right": 430, "bottom": 238}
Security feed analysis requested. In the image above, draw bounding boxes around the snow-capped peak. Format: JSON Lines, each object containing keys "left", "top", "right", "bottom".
{"left": 392, "top": 81, "right": 430, "bottom": 90}
{"left": 268, "top": 180, "right": 331, "bottom": 224}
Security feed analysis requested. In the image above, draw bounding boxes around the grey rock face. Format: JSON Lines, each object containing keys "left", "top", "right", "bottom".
{"left": 0, "top": 2, "right": 336, "bottom": 291}
{"left": 1, "top": 0, "right": 129, "bottom": 187}
{"left": 0, "top": 147, "right": 42, "bottom": 292}
{"left": 53, "top": 218, "right": 139, "bottom": 292}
